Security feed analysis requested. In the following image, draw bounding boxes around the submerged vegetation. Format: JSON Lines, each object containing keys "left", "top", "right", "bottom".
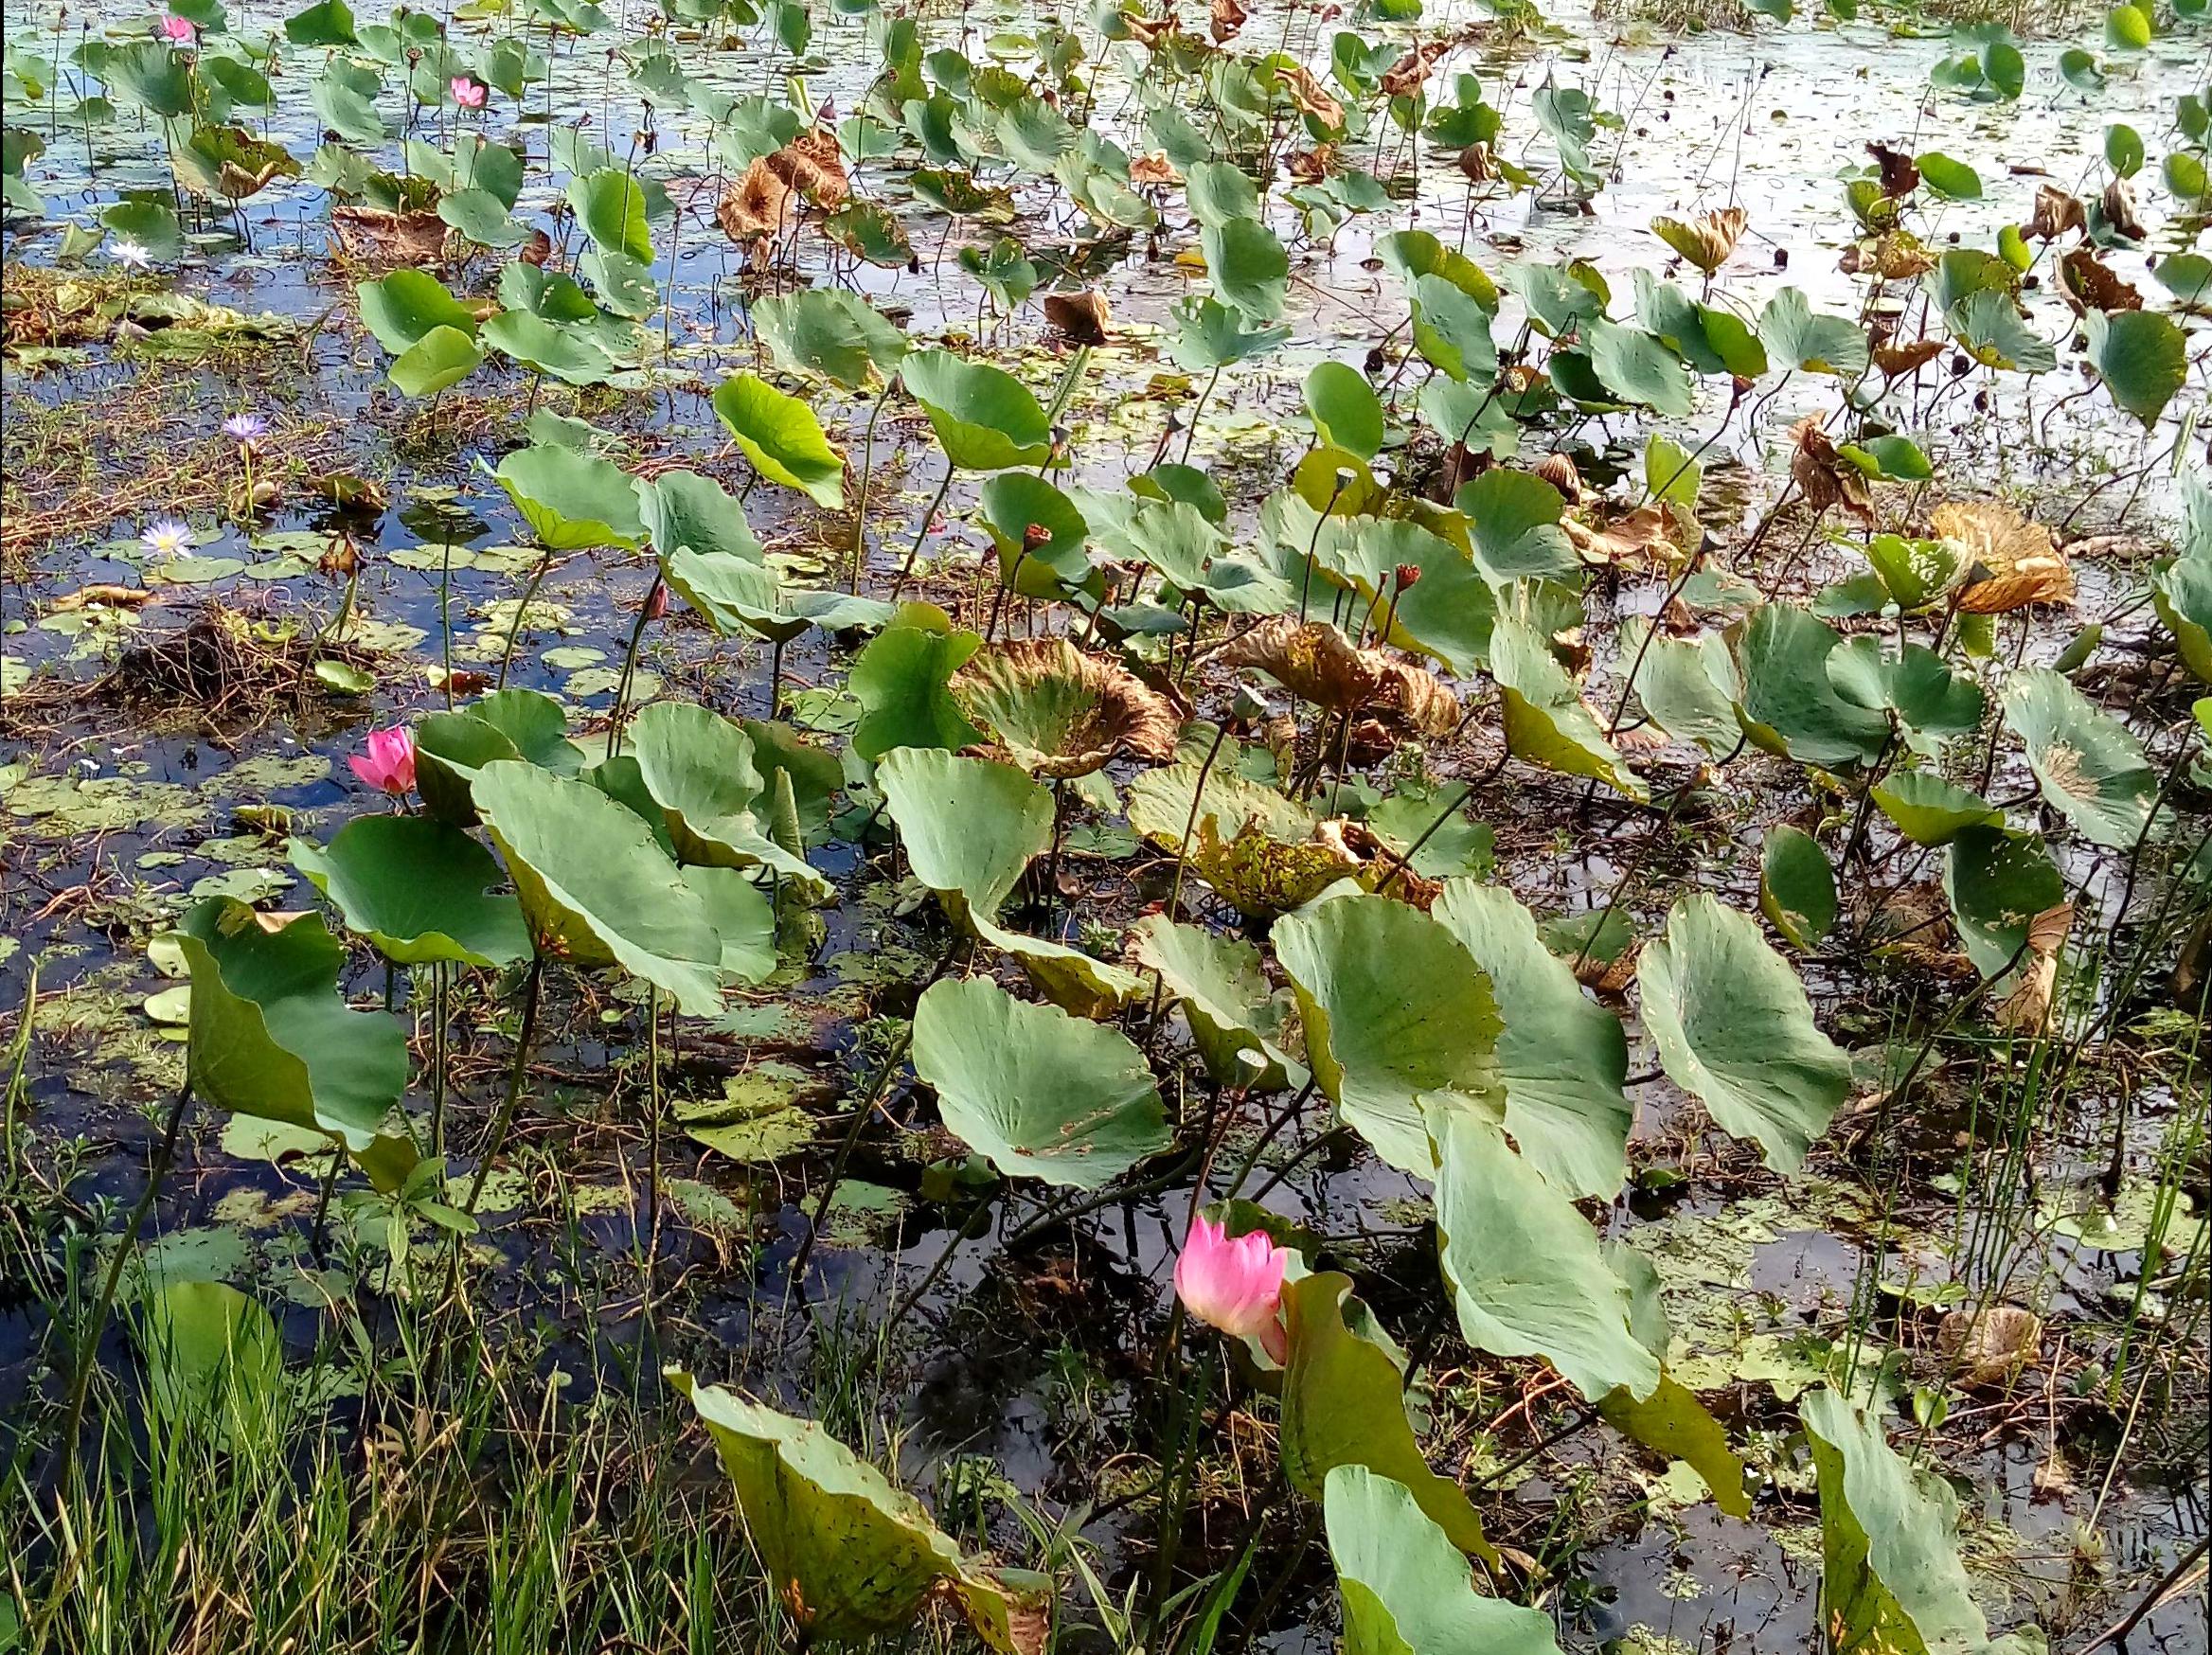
{"left": 1, "top": 0, "right": 2207, "bottom": 1647}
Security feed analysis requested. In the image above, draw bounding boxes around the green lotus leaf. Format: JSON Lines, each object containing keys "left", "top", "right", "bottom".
{"left": 659, "top": 546, "right": 891, "bottom": 645}
{"left": 470, "top": 760, "right": 727, "bottom": 1016}
{"left": 640, "top": 470, "right": 766, "bottom": 565}
{"left": 413, "top": 688, "right": 583, "bottom": 826}
{"left": 1456, "top": 469, "right": 1577, "bottom": 582}
{"left": 389, "top": 326, "right": 485, "bottom": 397}
{"left": 1627, "top": 623, "right": 1747, "bottom": 760}
{"left": 1944, "top": 825, "right": 2065, "bottom": 984}
{"left": 494, "top": 445, "right": 644, "bottom": 550}
{"left": 172, "top": 898, "right": 412, "bottom": 1179}
{"left": 285, "top": 0, "right": 358, "bottom": 44}
{"left": 1431, "top": 1109, "right": 1661, "bottom": 1401}
{"left": 1758, "top": 825, "right": 1838, "bottom": 950}
{"left": 627, "top": 701, "right": 830, "bottom": 900}
{"left": 566, "top": 167, "right": 653, "bottom": 262}
{"left": 481, "top": 310, "right": 619, "bottom": 385}
{"left": 357, "top": 268, "right": 476, "bottom": 356}
{"left": 289, "top": 816, "right": 529, "bottom": 968}
{"left": 909, "top": 975, "right": 1168, "bottom": 1188}
{"left": 438, "top": 186, "right": 527, "bottom": 250}
{"left": 1804, "top": 1386, "right": 2043, "bottom": 1655}
{"left": 1304, "top": 361, "right": 1383, "bottom": 461}
{"left": 1637, "top": 894, "right": 1850, "bottom": 1172}
{"left": 1165, "top": 294, "right": 1292, "bottom": 371}
{"left": 752, "top": 287, "right": 910, "bottom": 389}
{"left": 1323, "top": 1466, "right": 1561, "bottom": 1655}
{"left": 1595, "top": 1371, "right": 1752, "bottom": 1517}
{"left": 1365, "top": 783, "right": 1495, "bottom": 881}
{"left": 901, "top": 350, "right": 1054, "bottom": 471}
{"left": 133, "top": 1277, "right": 285, "bottom": 1455}
{"left": 2001, "top": 667, "right": 2156, "bottom": 848}
{"left": 849, "top": 619, "right": 988, "bottom": 761}
{"left": 1491, "top": 616, "right": 1649, "bottom": 801}
{"left": 1274, "top": 893, "right": 1505, "bottom": 1175}
{"left": 2153, "top": 557, "right": 2212, "bottom": 683}
{"left": 1432, "top": 881, "right": 1631, "bottom": 1201}
{"left": 969, "top": 914, "right": 1145, "bottom": 1019}
{"left": 1200, "top": 215, "right": 1290, "bottom": 321}
{"left": 711, "top": 373, "right": 846, "bottom": 508}
{"left": 1870, "top": 771, "right": 2003, "bottom": 845}
{"left": 977, "top": 472, "right": 1093, "bottom": 595}
{"left": 1409, "top": 272, "right": 1499, "bottom": 383}
{"left": 1588, "top": 319, "right": 1696, "bottom": 417}
{"left": 740, "top": 719, "right": 845, "bottom": 844}
{"left": 877, "top": 748, "right": 1051, "bottom": 923}
{"left": 1863, "top": 533, "right": 1968, "bottom": 612}
{"left": 1130, "top": 916, "right": 1303, "bottom": 1090}
{"left": 1758, "top": 286, "right": 1870, "bottom": 378}
{"left": 1283, "top": 1276, "right": 1499, "bottom": 1565}
{"left": 2085, "top": 308, "right": 2186, "bottom": 426}
{"left": 1739, "top": 605, "right": 1892, "bottom": 770}
{"left": 1826, "top": 637, "right": 1985, "bottom": 752}
{"left": 680, "top": 864, "right": 778, "bottom": 985}
{"left": 675, "top": 1380, "right": 1044, "bottom": 1650}
{"left": 100, "top": 198, "right": 184, "bottom": 261}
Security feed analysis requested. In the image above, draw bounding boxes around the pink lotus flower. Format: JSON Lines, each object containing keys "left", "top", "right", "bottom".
{"left": 158, "top": 11, "right": 197, "bottom": 42}
{"left": 1174, "top": 1213, "right": 1289, "bottom": 1361}
{"left": 349, "top": 726, "right": 417, "bottom": 796}
{"left": 451, "top": 76, "right": 488, "bottom": 110}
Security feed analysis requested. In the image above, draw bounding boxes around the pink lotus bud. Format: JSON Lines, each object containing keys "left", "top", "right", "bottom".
{"left": 1173, "top": 1213, "right": 1289, "bottom": 1361}
{"left": 451, "top": 76, "right": 489, "bottom": 110}
{"left": 645, "top": 582, "right": 669, "bottom": 620}
{"left": 158, "top": 11, "right": 197, "bottom": 42}
{"left": 349, "top": 726, "right": 417, "bottom": 796}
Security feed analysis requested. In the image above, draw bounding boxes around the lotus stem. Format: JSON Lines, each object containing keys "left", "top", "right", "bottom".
{"left": 496, "top": 547, "right": 559, "bottom": 690}
{"left": 643, "top": 987, "right": 663, "bottom": 1305}
{"left": 791, "top": 937, "right": 966, "bottom": 1283}
{"left": 605, "top": 571, "right": 664, "bottom": 759}
{"left": 463, "top": 956, "right": 544, "bottom": 1215}
{"left": 1166, "top": 721, "right": 1230, "bottom": 920}
{"left": 849, "top": 380, "right": 896, "bottom": 594}
{"left": 1296, "top": 472, "right": 1350, "bottom": 625}
{"left": 889, "top": 468, "right": 956, "bottom": 604}
{"left": 58, "top": 1082, "right": 194, "bottom": 1489}
{"left": 310, "top": 1149, "right": 341, "bottom": 1262}
{"left": 429, "top": 963, "right": 449, "bottom": 1160}
{"left": 1176, "top": 365, "right": 1222, "bottom": 466}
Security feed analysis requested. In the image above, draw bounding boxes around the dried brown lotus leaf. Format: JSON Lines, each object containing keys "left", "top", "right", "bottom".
{"left": 1217, "top": 619, "right": 1382, "bottom": 713}
{"left": 1790, "top": 415, "right": 1875, "bottom": 527}
{"left": 1650, "top": 206, "right": 1747, "bottom": 274}
{"left": 1042, "top": 289, "right": 1112, "bottom": 345}
{"left": 1934, "top": 501, "right": 2073, "bottom": 614}
{"left": 954, "top": 638, "right": 1180, "bottom": 778}
{"left": 2059, "top": 245, "right": 2140, "bottom": 313}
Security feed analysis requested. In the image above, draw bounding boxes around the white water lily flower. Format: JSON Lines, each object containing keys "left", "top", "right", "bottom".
{"left": 111, "top": 237, "right": 152, "bottom": 269}
{"left": 141, "top": 519, "right": 192, "bottom": 558}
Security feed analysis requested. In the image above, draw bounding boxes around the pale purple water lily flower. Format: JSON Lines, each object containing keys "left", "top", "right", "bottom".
{"left": 223, "top": 412, "right": 268, "bottom": 449}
